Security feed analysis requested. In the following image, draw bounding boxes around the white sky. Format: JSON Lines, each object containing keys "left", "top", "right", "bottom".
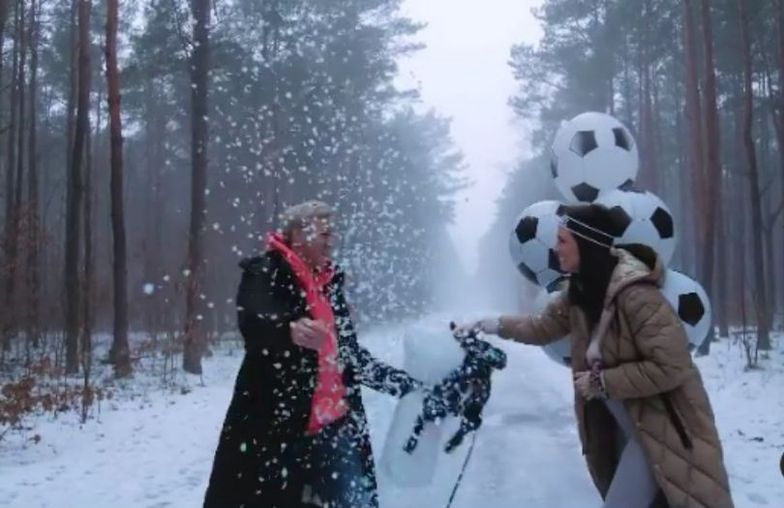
{"left": 396, "top": 0, "right": 544, "bottom": 273}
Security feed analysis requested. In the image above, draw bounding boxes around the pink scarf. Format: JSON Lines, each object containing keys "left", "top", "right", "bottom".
{"left": 267, "top": 233, "right": 348, "bottom": 434}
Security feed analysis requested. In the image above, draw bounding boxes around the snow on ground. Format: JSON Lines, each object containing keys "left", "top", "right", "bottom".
{"left": 691, "top": 334, "right": 784, "bottom": 507}
{"left": 0, "top": 316, "right": 782, "bottom": 508}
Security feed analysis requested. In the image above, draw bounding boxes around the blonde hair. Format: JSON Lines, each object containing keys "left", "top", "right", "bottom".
{"left": 280, "top": 200, "right": 333, "bottom": 241}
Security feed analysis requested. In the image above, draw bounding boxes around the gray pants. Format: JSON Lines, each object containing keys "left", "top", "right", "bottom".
{"left": 602, "top": 399, "right": 661, "bottom": 508}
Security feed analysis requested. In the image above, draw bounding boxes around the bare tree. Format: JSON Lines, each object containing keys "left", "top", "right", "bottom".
{"left": 636, "top": 0, "right": 658, "bottom": 193}
{"left": 2, "top": 0, "right": 21, "bottom": 353}
{"left": 774, "top": 0, "right": 784, "bottom": 319}
{"left": 10, "top": 0, "right": 29, "bottom": 357}
{"left": 0, "top": 1, "right": 8, "bottom": 66}
{"left": 106, "top": 0, "right": 131, "bottom": 377}
{"left": 13, "top": 0, "right": 26, "bottom": 231}
{"left": 694, "top": 0, "right": 723, "bottom": 353}
{"left": 65, "top": 0, "right": 91, "bottom": 374}
{"left": 26, "top": 0, "right": 40, "bottom": 348}
{"left": 183, "top": 0, "right": 211, "bottom": 374}
{"left": 716, "top": 179, "right": 730, "bottom": 337}
{"left": 65, "top": 0, "right": 77, "bottom": 160}
{"left": 0, "top": 0, "right": 8, "bottom": 198}
{"left": 0, "top": 0, "right": 8, "bottom": 360}
{"left": 142, "top": 85, "right": 165, "bottom": 341}
{"left": 82, "top": 89, "right": 93, "bottom": 386}
{"left": 737, "top": 0, "right": 771, "bottom": 351}
{"left": 681, "top": 0, "right": 704, "bottom": 276}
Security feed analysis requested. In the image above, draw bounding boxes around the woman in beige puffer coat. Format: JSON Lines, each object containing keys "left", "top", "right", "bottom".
{"left": 464, "top": 203, "right": 733, "bottom": 508}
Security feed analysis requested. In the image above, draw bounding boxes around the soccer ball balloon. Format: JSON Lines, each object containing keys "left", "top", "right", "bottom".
{"left": 533, "top": 287, "right": 572, "bottom": 368}
{"left": 595, "top": 189, "right": 677, "bottom": 266}
{"left": 550, "top": 112, "right": 639, "bottom": 203}
{"left": 509, "top": 200, "right": 566, "bottom": 290}
{"left": 661, "top": 269, "right": 712, "bottom": 349}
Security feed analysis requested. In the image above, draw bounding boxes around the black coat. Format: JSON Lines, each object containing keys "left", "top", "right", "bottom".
{"left": 203, "top": 251, "right": 417, "bottom": 508}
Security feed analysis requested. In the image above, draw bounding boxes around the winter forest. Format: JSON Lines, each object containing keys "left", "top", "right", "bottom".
{"left": 1, "top": 0, "right": 783, "bottom": 507}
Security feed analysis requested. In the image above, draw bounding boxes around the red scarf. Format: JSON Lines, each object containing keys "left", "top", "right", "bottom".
{"left": 267, "top": 233, "right": 348, "bottom": 435}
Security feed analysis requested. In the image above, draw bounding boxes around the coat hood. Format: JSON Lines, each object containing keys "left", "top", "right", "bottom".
{"left": 604, "top": 243, "right": 665, "bottom": 308}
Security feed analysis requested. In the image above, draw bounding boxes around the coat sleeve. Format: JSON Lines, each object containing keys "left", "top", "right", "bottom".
{"left": 349, "top": 341, "right": 421, "bottom": 397}
{"left": 332, "top": 293, "right": 421, "bottom": 397}
{"left": 497, "top": 291, "right": 571, "bottom": 345}
{"left": 601, "top": 283, "right": 693, "bottom": 399}
{"left": 236, "top": 266, "right": 300, "bottom": 355}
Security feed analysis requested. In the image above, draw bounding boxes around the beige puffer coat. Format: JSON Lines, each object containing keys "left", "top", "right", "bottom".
{"left": 499, "top": 248, "right": 733, "bottom": 508}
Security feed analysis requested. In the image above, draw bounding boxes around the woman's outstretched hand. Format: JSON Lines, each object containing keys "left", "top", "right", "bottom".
{"left": 453, "top": 318, "right": 501, "bottom": 336}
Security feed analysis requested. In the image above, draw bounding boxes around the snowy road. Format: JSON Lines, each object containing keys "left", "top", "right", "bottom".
{"left": 1, "top": 315, "right": 781, "bottom": 507}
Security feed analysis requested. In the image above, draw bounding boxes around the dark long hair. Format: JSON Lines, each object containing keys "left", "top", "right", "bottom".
{"left": 559, "top": 203, "right": 622, "bottom": 327}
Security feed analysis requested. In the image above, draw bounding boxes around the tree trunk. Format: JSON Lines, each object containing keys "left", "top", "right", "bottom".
{"left": 0, "top": 0, "right": 8, "bottom": 58}
{"left": 651, "top": 58, "right": 665, "bottom": 194}
{"left": 775, "top": 0, "right": 784, "bottom": 325}
{"left": 622, "top": 36, "right": 634, "bottom": 130}
{"left": 82, "top": 97, "right": 94, "bottom": 419}
{"left": 636, "top": 0, "right": 658, "bottom": 193}
{"left": 10, "top": 0, "right": 27, "bottom": 352}
{"left": 26, "top": 0, "right": 40, "bottom": 349}
{"left": 66, "top": 0, "right": 77, "bottom": 164}
{"left": 106, "top": 0, "right": 131, "bottom": 377}
{"left": 697, "top": 0, "right": 721, "bottom": 354}
{"left": 60, "top": 0, "right": 77, "bottom": 354}
{"left": 762, "top": 209, "right": 780, "bottom": 327}
{"left": 82, "top": 90, "right": 93, "bottom": 381}
{"left": 13, "top": 0, "right": 25, "bottom": 213}
{"left": 682, "top": 0, "right": 704, "bottom": 279}
{"left": 0, "top": 0, "right": 6, "bottom": 348}
{"left": 142, "top": 90, "right": 165, "bottom": 341}
{"left": 0, "top": 0, "right": 7, "bottom": 219}
{"left": 737, "top": 0, "right": 771, "bottom": 350}
{"left": 183, "top": 0, "right": 211, "bottom": 375}
{"left": 2, "top": 0, "right": 20, "bottom": 352}
{"left": 716, "top": 171, "right": 729, "bottom": 337}
{"left": 65, "top": 0, "right": 91, "bottom": 374}
{"left": 673, "top": 70, "right": 693, "bottom": 272}
{"left": 731, "top": 86, "right": 746, "bottom": 325}
{"left": 142, "top": 78, "right": 165, "bottom": 340}
{"left": 759, "top": 92, "right": 779, "bottom": 317}
{"left": 269, "top": 18, "right": 284, "bottom": 229}
{"left": 642, "top": 68, "right": 658, "bottom": 193}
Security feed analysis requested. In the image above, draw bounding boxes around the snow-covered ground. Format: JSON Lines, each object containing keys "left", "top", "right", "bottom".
{"left": 0, "top": 315, "right": 782, "bottom": 508}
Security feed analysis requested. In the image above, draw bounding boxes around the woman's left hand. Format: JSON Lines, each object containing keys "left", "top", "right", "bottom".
{"left": 573, "top": 371, "right": 592, "bottom": 399}
{"left": 573, "top": 370, "right": 606, "bottom": 400}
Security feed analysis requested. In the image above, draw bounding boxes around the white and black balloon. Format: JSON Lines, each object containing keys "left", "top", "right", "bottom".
{"left": 661, "top": 269, "right": 712, "bottom": 349}
{"left": 550, "top": 112, "right": 639, "bottom": 203}
{"left": 595, "top": 188, "right": 677, "bottom": 265}
{"left": 533, "top": 287, "right": 572, "bottom": 367}
{"left": 508, "top": 200, "right": 566, "bottom": 290}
